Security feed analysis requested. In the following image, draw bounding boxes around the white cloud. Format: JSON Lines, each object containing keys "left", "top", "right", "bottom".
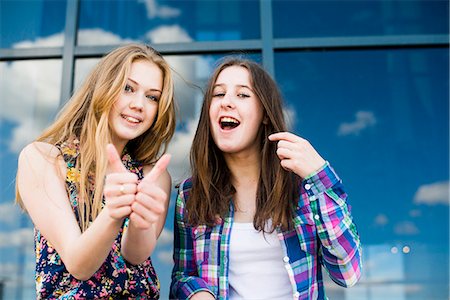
{"left": 157, "top": 249, "right": 173, "bottom": 264}
{"left": 13, "top": 32, "right": 64, "bottom": 48}
{"left": 138, "top": 0, "right": 181, "bottom": 19}
{"left": 338, "top": 110, "right": 376, "bottom": 136}
{"left": 374, "top": 213, "right": 388, "bottom": 226}
{"left": 167, "top": 120, "right": 198, "bottom": 183}
{"left": 0, "top": 59, "right": 61, "bottom": 153}
{"left": 157, "top": 228, "right": 173, "bottom": 246}
{"left": 414, "top": 181, "right": 449, "bottom": 205}
{"left": 394, "top": 221, "right": 419, "bottom": 235}
{"left": 283, "top": 105, "right": 297, "bottom": 131}
{"left": 77, "top": 29, "right": 135, "bottom": 46}
{"left": 146, "top": 25, "right": 192, "bottom": 43}
{"left": 0, "top": 202, "right": 22, "bottom": 225}
{"left": 0, "top": 228, "right": 34, "bottom": 248}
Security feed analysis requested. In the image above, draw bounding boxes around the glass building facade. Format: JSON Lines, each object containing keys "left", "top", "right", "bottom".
{"left": 0, "top": 0, "right": 448, "bottom": 299}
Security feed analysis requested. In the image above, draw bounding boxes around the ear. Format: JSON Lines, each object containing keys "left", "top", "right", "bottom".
{"left": 263, "top": 115, "right": 270, "bottom": 125}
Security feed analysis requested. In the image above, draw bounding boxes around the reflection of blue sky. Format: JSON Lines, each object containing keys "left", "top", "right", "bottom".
{"left": 1, "top": 0, "right": 449, "bottom": 299}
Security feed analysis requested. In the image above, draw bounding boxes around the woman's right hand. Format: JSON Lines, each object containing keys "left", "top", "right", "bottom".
{"left": 103, "top": 144, "right": 138, "bottom": 220}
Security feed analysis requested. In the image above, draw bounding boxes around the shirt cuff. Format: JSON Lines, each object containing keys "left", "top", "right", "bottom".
{"left": 302, "top": 161, "right": 341, "bottom": 195}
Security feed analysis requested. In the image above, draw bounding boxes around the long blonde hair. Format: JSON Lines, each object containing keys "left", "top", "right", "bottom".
{"left": 16, "top": 44, "right": 176, "bottom": 231}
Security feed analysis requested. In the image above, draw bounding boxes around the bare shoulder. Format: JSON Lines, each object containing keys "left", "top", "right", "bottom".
{"left": 18, "top": 142, "right": 64, "bottom": 171}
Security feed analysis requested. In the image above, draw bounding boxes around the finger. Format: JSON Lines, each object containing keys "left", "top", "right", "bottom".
{"left": 280, "top": 159, "right": 293, "bottom": 172}
{"left": 135, "top": 191, "right": 166, "bottom": 213}
{"left": 277, "top": 140, "right": 296, "bottom": 151}
{"left": 106, "top": 144, "right": 128, "bottom": 174}
{"left": 268, "top": 132, "right": 302, "bottom": 143}
{"left": 142, "top": 154, "right": 171, "bottom": 183}
{"left": 105, "top": 173, "right": 139, "bottom": 185}
{"left": 276, "top": 147, "right": 292, "bottom": 160}
{"left": 129, "top": 212, "right": 156, "bottom": 229}
{"left": 108, "top": 206, "right": 132, "bottom": 220}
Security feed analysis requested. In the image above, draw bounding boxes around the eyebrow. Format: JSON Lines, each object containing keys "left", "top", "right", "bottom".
{"left": 128, "top": 78, "right": 162, "bottom": 93}
{"left": 213, "top": 83, "right": 253, "bottom": 91}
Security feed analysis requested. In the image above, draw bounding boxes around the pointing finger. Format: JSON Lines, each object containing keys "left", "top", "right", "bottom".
{"left": 142, "top": 153, "right": 171, "bottom": 183}
{"left": 268, "top": 132, "right": 302, "bottom": 143}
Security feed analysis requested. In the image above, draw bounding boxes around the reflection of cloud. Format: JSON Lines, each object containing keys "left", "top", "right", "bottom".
{"left": 13, "top": 32, "right": 64, "bottom": 48}
{"left": 167, "top": 120, "right": 198, "bottom": 184}
{"left": 283, "top": 106, "right": 297, "bottom": 131}
{"left": 77, "top": 29, "right": 135, "bottom": 46}
{"left": 0, "top": 228, "right": 33, "bottom": 248}
{"left": 414, "top": 181, "right": 449, "bottom": 205}
{"left": 0, "top": 59, "right": 61, "bottom": 153}
{"left": 138, "top": 0, "right": 181, "bottom": 19}
{"left": 0, "top": 202, "right": 22, "bottom": 225}
{"left": 338, "top": 111, "right": 376, "bottom": 136}
{"left": 157, "top": 228, "right": 173, "bottom": 246}
{"left": 394, "top": 221, "right": 419, "bottom": 235}
{"left": 374, "top": 213, "right": 388, "bottom": 226}
{"left": 146, "top": 25, "right": 192, "bottom": 43}
{"left": 157, "top": 249, "right": 173, "bottom": 264}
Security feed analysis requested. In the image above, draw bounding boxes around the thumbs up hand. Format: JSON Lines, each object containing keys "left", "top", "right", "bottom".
{"left": 129, "top": 154, "right": 171, "bottom": 230}
{"left": 103, "top": 144, "right": 138, "bottom": 220}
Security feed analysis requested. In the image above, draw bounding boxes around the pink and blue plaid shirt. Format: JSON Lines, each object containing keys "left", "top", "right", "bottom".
{"left": 170, "top": 162, "right": 362, "bottom": 299}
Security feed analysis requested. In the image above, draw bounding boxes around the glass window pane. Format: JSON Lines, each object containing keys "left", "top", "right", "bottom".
{"left": 77, "top": 0, "right": 260, "bottom": 46}
{"left": 273, "top": 0, "right": 449, "bottom": 38}
{"left": 0, "top": 59, "right": 62, "bottom": 299}
{"left": 275, "top": 48, "right": 449, "bottom": 298}
{"left": 0, "top": 0, "right": 66, "bottom": 48}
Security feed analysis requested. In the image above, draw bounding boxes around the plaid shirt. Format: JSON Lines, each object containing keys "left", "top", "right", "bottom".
{"left": 170, "top": 162, "right": 362, "bottom": 300}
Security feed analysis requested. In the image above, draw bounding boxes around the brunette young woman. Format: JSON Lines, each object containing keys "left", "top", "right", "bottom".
{"left": 170, "top": 57, "right": 362, "bottom": 300}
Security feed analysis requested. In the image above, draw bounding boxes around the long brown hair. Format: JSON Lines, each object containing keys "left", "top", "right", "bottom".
{"left": 187, "top": 57, "right": 299, "bottom": 231}
{"left": 16, "top": 44, "right": 176, "bottom": 231}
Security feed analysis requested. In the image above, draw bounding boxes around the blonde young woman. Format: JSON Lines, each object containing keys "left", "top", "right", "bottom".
{"left": 16, "top": 44, "right": 175, "bottom": 299}
{"left": 171, "top": 57, "right": 362, "bottom": 299}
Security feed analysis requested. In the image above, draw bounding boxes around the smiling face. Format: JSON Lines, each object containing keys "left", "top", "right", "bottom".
{"left": 109, "top": 59, "right": 163, "bottom": 150}
{"left": 209, "top": 65, "right": 264, "bottom": 156}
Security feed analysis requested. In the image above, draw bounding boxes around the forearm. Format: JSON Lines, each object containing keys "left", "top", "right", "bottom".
{"left": 302, "top": 163, "right": 362, "bottom": 286}
{"left": 121, "top": 221, "right": 158, "bottom": 265}
{"left": 62, "top": 209, "right": 123, "bottom": 280}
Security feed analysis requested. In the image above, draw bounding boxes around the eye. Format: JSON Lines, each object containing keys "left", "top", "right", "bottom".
{"left": 146, "top": 95, "right": 159, "bottom": 102}
{"left": 238, "top": 93, "right": 250, "bottom": 98}
{"left": 124, "top": 84, "right": 134, "bottom": 93}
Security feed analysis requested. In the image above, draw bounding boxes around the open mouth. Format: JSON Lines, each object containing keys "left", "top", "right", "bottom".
{"left": 121, "top": 114, "right": 142, "bottom": 124}
{"left": 220, "top": 116, "right": 240, "bottom": 130}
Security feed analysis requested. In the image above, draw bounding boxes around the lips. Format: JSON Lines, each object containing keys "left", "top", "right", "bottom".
{"left": 219, "top": 116, "right": 240, "bottom": 130}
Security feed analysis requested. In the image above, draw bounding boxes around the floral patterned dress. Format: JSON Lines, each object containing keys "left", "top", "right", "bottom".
{"left": 34, "top": 139, "right": 160, "bottom": 299}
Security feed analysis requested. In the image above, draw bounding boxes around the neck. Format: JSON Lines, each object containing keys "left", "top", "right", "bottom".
{"left": 224, "top": 152, "right": 261, "bottom": 188}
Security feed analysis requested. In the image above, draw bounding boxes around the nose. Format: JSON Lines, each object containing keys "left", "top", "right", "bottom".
{"left": 220, "top": 93, "right": 234, "bottom": 109}
{"left": 129, "top": 93, "right": 145, "bottom": 110}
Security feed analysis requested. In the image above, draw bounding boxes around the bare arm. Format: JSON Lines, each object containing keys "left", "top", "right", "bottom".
{"left": 17, "top": 142, "right": 128, "bottom": 280}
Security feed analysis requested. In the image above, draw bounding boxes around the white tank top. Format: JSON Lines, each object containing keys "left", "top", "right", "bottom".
{"left": 229, "top": 222, "right": 292, "bottom": 300}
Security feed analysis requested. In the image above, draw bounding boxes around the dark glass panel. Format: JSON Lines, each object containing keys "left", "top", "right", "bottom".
{"left": 275, "top": 48, "right": 449, "bottom": 299}
{"left": 273, "top": 0, "right": 449, "bottom": 38}
{"left": 0, "top": 0, "right": 66, "bottom": 48}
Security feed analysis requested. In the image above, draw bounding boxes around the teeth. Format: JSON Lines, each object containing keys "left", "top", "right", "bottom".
{"left": 124, "top": 115, "right": 140, "bottom": 123}
{"left": 220, "top": 117, "right": 239, "bottom": 124}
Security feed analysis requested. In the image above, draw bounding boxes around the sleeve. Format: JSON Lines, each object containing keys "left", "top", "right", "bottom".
{"left": 301, "top": 162, "right": 362, "bottom": 287}
{"left": 170, "top": 180, "right": 215, "bottom": 299}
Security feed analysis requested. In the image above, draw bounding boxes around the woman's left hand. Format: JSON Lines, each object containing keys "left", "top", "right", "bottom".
{"left": 268, "top": 132, "right": 326, "bottom": 179}
{"left": 129, "top": 154, "right": 171, "bottom": 230}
